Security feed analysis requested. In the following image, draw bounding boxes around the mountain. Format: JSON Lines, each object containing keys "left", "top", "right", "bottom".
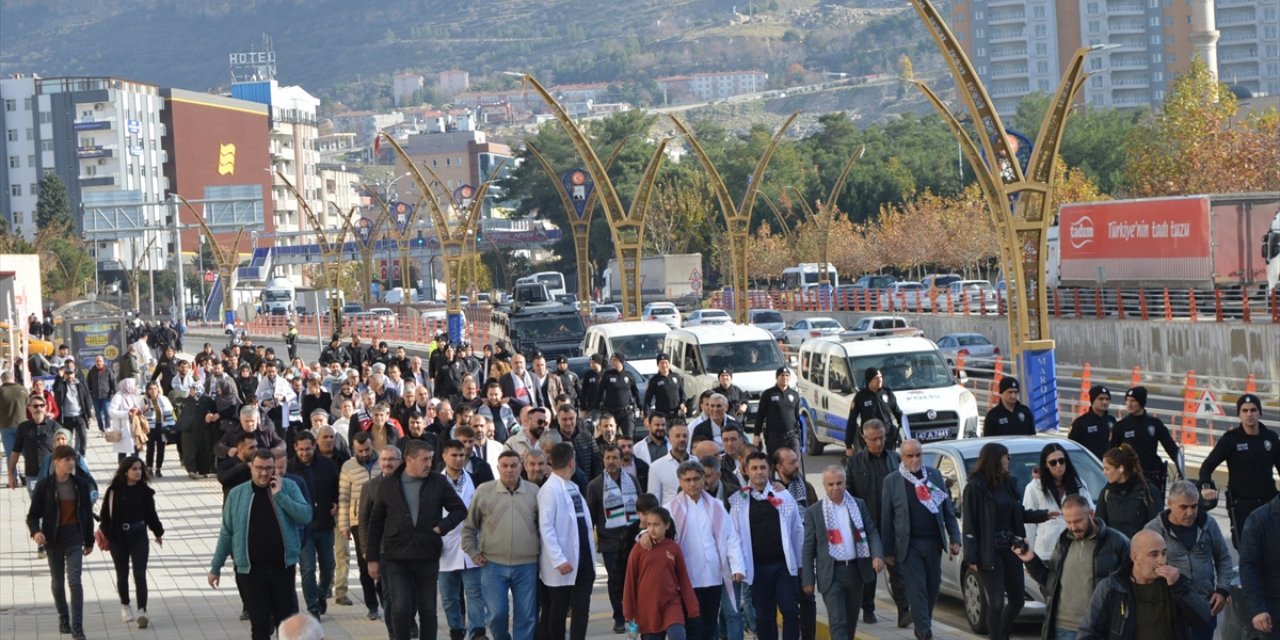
{"left": 0, "top": 0, "right": 944, "bottom": 109}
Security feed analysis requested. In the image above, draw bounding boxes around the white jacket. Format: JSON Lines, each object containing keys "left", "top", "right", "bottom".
{"left": 537, "top": 473, "right": 597, "bottom": 586}
{"left": 107, "top": 384, "right": 145, "bottom": 455}
{"left": 728, "top": 483, "right": 804, "bottom": 582}
{"left": 1022, "top": 476, "right": 1094, "bottom": 561}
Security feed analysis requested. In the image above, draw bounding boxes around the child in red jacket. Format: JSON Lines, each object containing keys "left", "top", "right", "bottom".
{"left": 623, "top": 507, "right": 700, "bottom": 640}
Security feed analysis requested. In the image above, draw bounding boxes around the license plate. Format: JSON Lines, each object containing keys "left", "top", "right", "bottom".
{"left": 918, "top": 428, "right": 951, "bottom": 442}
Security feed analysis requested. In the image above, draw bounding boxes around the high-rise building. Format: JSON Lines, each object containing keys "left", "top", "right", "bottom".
{"left": 392, "top": 113, "right": 511, "bottom": 217}
{"left": 0, "top": 74, "right": 169, "bottom": 274}
{"left": 950, "top": 0, "right": 1273, "bottom": 113}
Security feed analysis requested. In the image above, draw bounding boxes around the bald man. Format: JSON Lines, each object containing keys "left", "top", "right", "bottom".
{"left": 1076, "top": 529, "right": 1210, "bottom": 639}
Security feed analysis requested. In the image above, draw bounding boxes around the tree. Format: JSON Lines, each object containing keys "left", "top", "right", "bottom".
{"left": 37, "top": 222, "right": 94, "bottom": 303}
{"left": 1122, "top": 57, "right": 1280, "bottom": 196}
{"left": 36, "top": 173, "right": 73, "bottom": 230}
{"left": 1012, "top": 92, "right": 1142, "bottom": 195}
{"left": 645, "top": 174, "right": 713, "bottom": 256}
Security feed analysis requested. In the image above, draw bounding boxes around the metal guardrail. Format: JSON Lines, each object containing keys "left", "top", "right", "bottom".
{"left": 714, "top": 286, "right": 1280, "bottom": 323}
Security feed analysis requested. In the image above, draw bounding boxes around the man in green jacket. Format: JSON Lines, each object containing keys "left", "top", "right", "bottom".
{"left": 207, "top": 448, "right": 313, "bottom": 640}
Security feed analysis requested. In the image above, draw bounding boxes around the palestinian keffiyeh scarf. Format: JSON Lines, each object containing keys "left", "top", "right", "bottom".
{"left": 898, "top": 462, "right": 947, "bottom": 514}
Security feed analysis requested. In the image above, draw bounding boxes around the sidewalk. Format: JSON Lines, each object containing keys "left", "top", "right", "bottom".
{"left": 0, "top": 427, "right": 978, "bottom": 639}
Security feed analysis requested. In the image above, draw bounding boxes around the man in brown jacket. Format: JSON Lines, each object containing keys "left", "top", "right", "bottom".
{"left": 461, "top": 450, "right": 540, "bottom": 640}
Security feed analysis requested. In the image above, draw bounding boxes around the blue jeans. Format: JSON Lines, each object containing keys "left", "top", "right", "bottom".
{"left": 751, "top": 562, "right": 798, "bottom": 640}
{"left": 482, "top": 562, "right": 538, "bottom": 640}
{"left": 440, "top": 566, "right": 486, "bottom": 633}
{"left": 1055, "top": 630, "right": 1079, "bottom": 640}
{"left": 300, "top": 528, "right": 336, "bottom": 614}
{"left": 94, "top": 398, "right": 111, "bottom": 431}
{"left": 718, "top": 582, "right": 744, "bottom": 640}
{"left": 643, "top": 623, "right": 687, "bottom": 640}
{"left": 0, "top": 427, "right": 15, "bottom": 469}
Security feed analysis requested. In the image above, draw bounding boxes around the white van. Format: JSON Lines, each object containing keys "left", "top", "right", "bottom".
{"left": 795, "top": 335, "right": 979, "bottom": 454}
{"left": 663, "top": 324, "right": 786, "bottom": 421}
{"left": 580, "top": 321, "right": 672, "bottom": 377}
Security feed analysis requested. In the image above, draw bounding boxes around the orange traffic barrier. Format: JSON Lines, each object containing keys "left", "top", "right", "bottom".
{"left": 1214, "top": 289, "right": 1224, "bottom": 322}
{"left": 1163, "top": 289, "right": 1173, "bottom": 321}
{"left": 1078, "top": 363, "right": 1093, "bottom": 415}
{"left": 989, "top": 356, "right": 1005, "bottom": 408}
{"left": 1245, "top": 373, "right": 1258, "bottom": 394}
{"left": 1130, "top": 366, "right": 1142, "bottom": 388}
{"left": 1180, "top": 370, "right": 1199, "bottom": 446}
{"left": 954, "top": 351, "right": 967, "bottom": 383}
{"left": 1189, "top": 289, "right": 1198, "bottom": 322}
{"left": 1095, "top": 289, "right": 1104, "bottom": 319}
{"left": 1138, "top": 289, "right": 1149, "bottom": 320}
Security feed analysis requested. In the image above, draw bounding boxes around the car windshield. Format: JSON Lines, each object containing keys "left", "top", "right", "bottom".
{"left": 596, "top": 305, "right": 618, "bottom": 313}
{"left": 932, "top": 276, "right": 962, "bottom": 287}
{"left": 701, "top": 340, "right": 785, "bottom": 373}
{"left": 753, "top": 311, "right": 784, "bottom": 323}
{"left": 958, "top": 335, "right": 992, "bottom": 347}
{"left": 957, "top": 283, "right": 993, "bottom": 295}
{"left": 649, "top": 307, "right": 675, "bottom": 316}
{"left": 848, "top": 350, "right": 955, "bottom": 390}
{"left": 610, "top": 333, "right": 666, "bottom": 359}
{"left": 512, "top": 315, "right": 586, "bottom": 342}
{"left": 961, "top": 450, "right": 1105, "bottom": 500}
{"left": 264, "top": 291, "right": 291, "bottom": 301}
{"left": 811, "top": 319, "right": 841, "bottom": 329}
{"left": 702, "top": 311, "right": 729, "bottom": 320}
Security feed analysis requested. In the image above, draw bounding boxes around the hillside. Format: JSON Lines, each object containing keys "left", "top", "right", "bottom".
{"left": 0, "top": 0, "right": 945, "bottom": 111}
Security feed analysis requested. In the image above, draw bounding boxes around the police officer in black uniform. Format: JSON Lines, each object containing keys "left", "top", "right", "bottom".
{"left": 1110, "top": 386, "right": 1181, "bottom": 504}
{"left": 580, "top": 354, "right": 605, "bottom": 412}
{"left": 754, "top": 367, "right": 801, "bottom": 454}
{"left": 1068, "top": 385, "right": 1116, "bottom": 461}
{"left": 552, "top": 356, "right": 580, "bottom": 409}
{"left": 594, "top": 353, "right": 641, "bottom": 438}
{"left": 1198, "top": 393, "right": 1280, "bottom": 547}
{"left": 712, "top": 369, "right": 747, "bottom": 422}
{"left": 845, "top": 366, "right": 905, "bottom": 455}
{"left": 643, "top": 353, "right": 686, "bottom": 419}
{"left": 983, "top": 377, "right": 1036, "bottom": 436}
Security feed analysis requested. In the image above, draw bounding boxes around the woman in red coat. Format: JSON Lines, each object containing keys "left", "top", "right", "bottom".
{"left": 624, "top": 507, "right": 700, "bottom": 639}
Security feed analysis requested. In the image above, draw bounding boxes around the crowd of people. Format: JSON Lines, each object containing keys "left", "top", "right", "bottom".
{"left": 1, "top": 324, "right": 1278, "bottom": 640}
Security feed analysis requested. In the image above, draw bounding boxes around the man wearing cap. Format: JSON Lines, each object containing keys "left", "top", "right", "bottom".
{"left": 551, "top": 356, "right": 580, "bottom": 409}
{"left": 579, "top": 354, "right": 605, "bottom": 413}
{"left": 595, "top": 354, "right": 641, "bottom": 439}
{"left": 713, "top": 369, "right": 748, "bottom": 423}
{"left": 754, "top": 368, "right": 801, "bottom": 455}
{"left": 983, "top": 377, "right": 1036, "bottom": 437}
{"left": 645, "top": 353, "right": 688, "bottom": 420}
{"left": 1112, "top": 386, "right": 1182, "bottom": 504}
{"left": 54, "top": 360, "right": 92, "bottom": 457}
{"left": 845, "top": 367, "right": 905, "bottom": 455}
{"left": 1198, "top": 393, "right": 1280, "bottom": 548}
{"left": 1068, "top": 385, "right": 1116, "bottom": 461}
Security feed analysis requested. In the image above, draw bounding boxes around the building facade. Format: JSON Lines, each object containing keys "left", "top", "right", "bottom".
{"left": 656, "top": 71, "right": 769, "bottom": 104}
{"left": 392, "top": 115, "right": 511, "bottom": 217}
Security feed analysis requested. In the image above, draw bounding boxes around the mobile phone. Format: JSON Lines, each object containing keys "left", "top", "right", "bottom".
{"left": 1011, "top": 536, "right": 1029, "bottom": 553}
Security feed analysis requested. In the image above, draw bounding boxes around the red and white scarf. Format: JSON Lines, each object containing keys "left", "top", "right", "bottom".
{"left": 898, "top": 463, "right": 947, "bottom": 514}
{"left": 822, "top": 492, "right": 870, "bottom": 559}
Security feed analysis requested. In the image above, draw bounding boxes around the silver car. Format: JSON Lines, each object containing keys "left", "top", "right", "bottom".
{"left": 923, "top": 436, "right": 1105, "bottom": 634}
{"left": 748, "top": 308, "right": 786, "bottom": 339}
{"left": 934, "top": 332, "right": 1002, "bottom": 376}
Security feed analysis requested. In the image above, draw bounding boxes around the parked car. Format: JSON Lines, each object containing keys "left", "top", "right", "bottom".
{"left": 420, "top": 308, "right": 468, "bottom": 334}
{"left": 369, "top": 307, "right": 399, "bottom": 328}
{"left": 341, "top": 302, "right": 364, "bottom": 315}
{"left": 642, "top": 302, "right": 682, "bottom": 329}
{"left": 926, "top": 436, "right": 1105, "bottom": 634}
{"left": 684, "top": 309, "right": 733, "bottom": 327}
{"left": 348, "top": 312, "right": 384, "bottom": 332}
{"left": 934, "top": 332, "right": 1001, "bottom": 375}
{"left": 844, "top": 316, "right": 921, "bottom": 339}
{"left": 942, "top": 280, "right": 998, "bottom": 313}
{"left": 590, "top": 304, "right": 623, "bottom": 324}
{"left": 852, "top": 274, "right": 897, "bottom": 290}
{"left": 879, "top": 281, "right": 927, "bottom": 311}
{"left": 748, "top": 308, "right": 786, "bottom": 339}
{"left": 781, "top": 317, "right": 844, "bottom": 348}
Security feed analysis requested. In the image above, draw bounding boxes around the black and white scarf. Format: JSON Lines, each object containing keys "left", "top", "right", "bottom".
{"left": 603, "top": 471, "right": 638, "bottom": 529}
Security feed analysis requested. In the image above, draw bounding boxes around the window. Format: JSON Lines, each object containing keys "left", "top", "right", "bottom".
{"left": 13, "top": 211, "right": 23, "bottom": 225}
{"left": 22, "top": 97, "right": 32, "bottom": 110}
{"left": 1089, "top": 21, "right": 1100, "bottom": 33}
{"left": 1087, "top": 2, "right": 1099, "bottom": 14}
{"left": 7, "top": 156, "right": 18, "bottom": 169}
{"left": 9, "top": 184, "right": 20, "bottom": 196}
{"left": 1091, "top": 57, "right": 1103, "bottom": 70}
{"left": 39, "top": 111, "right": 51, "bottom": 124}
{"left": 977, "top": 47, "right": 987, "bottom": 57}
{"left": 1154, "top": 90, "right": 1165, "bottom": 100}
{"left": 1153, "top": 71, "right": 1164, "bottom": 81}
{"left": 935, "top": 455, "right": 963, "bottom": 505}
{"left": 27, "top": 155, "right": 35, "bottom": 167}
{"left": 1152, "top": 52, "right": 1163, "bottom": 62}
{"left": 3, "top": 99, "right": 14, "bottom": 111}
{"left": 1150, "top": 16, "right": 1161, "bottom": 26}
{"left": 25, "top": 128, "right": 33, "bottom": 140}
{"left": 29, "top": 183, "right": 36, "bottom": 196}
{"left": 41, "top": 140, "right": 53, "bottom": 152}
{"left": 1150, "top": 35, "right": 1162, "bottom": 45}
{"left": 1034, "top": 24, "right": 1047, "bottom": 36}
{"left": 1034, "top": 5, "right": 1045, "bottom": 17}
{"left": 1036, "top": 43, "right": 1049, "bottom": 55}
{"left": 1037, "top": 61, "right": 1049, "bottom": 73}
{"left": 1039, "top": 80, "right": 1050, "bottom": 90}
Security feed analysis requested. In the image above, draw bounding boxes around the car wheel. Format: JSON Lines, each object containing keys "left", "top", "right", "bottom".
{"left": 962, "top": 565, "right": 989, "bottom": 635}
{"left": 803, "top": 412, "right": 825, "bottom": 455}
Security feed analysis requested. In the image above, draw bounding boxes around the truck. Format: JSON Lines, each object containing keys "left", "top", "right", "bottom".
{"left": 294, "top": 288, "right": 345, "bottom": 317}
{"left": 602, "top": 253, "right": 702, "bottom": 311}
{"left": 1049, "top": 193, "right": 1280, "bottom": 289}
{"left": 260, "top": 277, "right": 297, "bottom": 316}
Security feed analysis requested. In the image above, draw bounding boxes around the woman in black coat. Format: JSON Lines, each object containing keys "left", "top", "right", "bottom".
{"left": 962, "top": 442, "right": 1054, "bottom": 640}
{"left": 1096, "top": 443, "right": 1161, "bottom": 539}
{"left": 99, "top": 455, "right": 165, "bottom": 629}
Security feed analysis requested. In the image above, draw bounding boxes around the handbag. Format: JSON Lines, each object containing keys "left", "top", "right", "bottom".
{"left": 95, "top": 491, "right": 114, "bottom": 552}
{"left": 131, "top": 412, "right": 150, "bottom": 447}
{"left": 104, "top": 429, "right": 122, "bottom": 443}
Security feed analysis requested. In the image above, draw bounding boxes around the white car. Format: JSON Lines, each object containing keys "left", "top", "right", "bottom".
{"left": 348, "top": 312, "right": 385, "bottom": 332}
{"left": 642, "top": 302, "right": 682, "bottom": 329}
{"left": 748, "top": 308, "right": 786, "bottom": 339}
{"left": 684, "top": 309, "right": 732, "bottom": 327}
{"left": 879, "top": 281, "right": 927, "bottom": 311}
{"left": 590, "top": 304, "right": 623, "bottom": 324}
{"left": 943, "top": 280, "right": 999, "bottom": 314}
{"left": 781, "top": 317, "right": 844, "bottom": 347}
{"left": 369, "top": 307, "right": 399, "bottom": 328}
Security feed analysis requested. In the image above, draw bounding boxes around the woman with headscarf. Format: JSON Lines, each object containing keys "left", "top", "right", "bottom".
{"left": 108, "top": 378, "right": 146, "bottom": 461}
{"left": 844, "top": 367, "right": 905, "bottom": 455}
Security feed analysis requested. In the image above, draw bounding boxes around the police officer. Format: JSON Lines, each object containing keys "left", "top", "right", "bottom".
{"left": 1111, "top": 386, "right": 1181, "bottom": 504}
{"left": 845, "top": 367, "right": 905, "bottom": 455}
{"left": 1198, "top": 393, "right": 1280, "bottom": 548}
{"left": 643, "top": 353, "right": 686, "bottom": 419}
{"left": 283, "top": 321, "right": 299, "bottom": 361}
{"left": 594, "top": 354, "right": 641, "bottom": 439}
{"left": 551, "top": 356, "right": 580, "bottom": 409}
{"left": 983, "top": 377, "right": 1035, "bottom": 437}
{"left": 712, "top": 369, "right": 747, "bottom": 422}
{"left": 1067, "top": 385, "right": 1115, "bottom": 461}
{"left": 580, "top": 354, "right": 605, "bottom": 413}
{"left": 754, "top": 367, "right": 800, "bottom": 455}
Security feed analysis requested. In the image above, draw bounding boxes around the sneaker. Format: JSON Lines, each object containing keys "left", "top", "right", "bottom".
{"left": 367, "top": 608, "right": 381, "bottom": 621}
{"left": 71, "top": 627, "right": 86, "bottom": 640}
{"left": 335, "top": 595, "right": 354, "bottom": 606}
{"left": 188, "top": 471, "right": 200, "bottom": 479}
{"left": 37, "top": 546, "right": 46, "bottom": 560}
{"left": 469, "top": 630, "right": 487, "bottom": 640}
{"left": 239, "top": 609, "right": 251, "bottom": 621}
{"left": 121, "top": 604, "right": 134, "bottom": 623}
{"left": 612, "top": 623, "right": 626, "bottom": 634}
{"left": 137, "top": 609, "right": 149, "bottom": 629}
{"left": 897, "top": 609, "right": 912, "bottom": 629}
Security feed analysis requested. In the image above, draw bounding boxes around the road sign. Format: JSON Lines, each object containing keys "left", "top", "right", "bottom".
{"left": 1197, "top": 390, "right": 1225, "bottom": 416}
{"left": 690, "top": 267, "right": 703, "bottom": 292}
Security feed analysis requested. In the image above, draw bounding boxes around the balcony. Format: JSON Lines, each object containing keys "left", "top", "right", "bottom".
{"left": 988, "top": 10, "right": 1026, "bottom": 24}
{"left": 990, "top": 47, "right": 1028, "bottom": 61}
{"left": 990, "top": 84, "right": 1031, "bottom": 98}
{"left": 1108, "top": 20, "right": 1146, "bottom": 34}
{"left": 1110, "top": 77, "right": 1150, "bottom": 88}
{"left": 991, "top": 65, "right": 1030, "bottom": 79}
{"left": 1107, "top": 2, "right": 1144, "bottom": 14}
{"left": 1220, "top": 50, "right": 1259, "bottom": 61}
{"left": 1112, "top": 57, "right": 1149, "bottom": 69}
{"left": 1218, "top": 13, "right": 1256, "bottom": 25}
{"left": 76, "top": 144, "right": 117, "bottom": 160}
{"left": 988, "top": 29, "right": 1026, "bottom": 42}
{"left": 73, "top": 118, "right": 114, "bottom": 132}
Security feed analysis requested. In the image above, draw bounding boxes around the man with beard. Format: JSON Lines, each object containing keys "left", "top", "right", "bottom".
{"left": 506, "top": 406, "right": 548, "bottom": 457}
{"left": 579, "top": 355, "right": 605, "bottom": 413}
{"left": 633, "top": 412, "right": 670, "bottom": 466}
{"left": 477, "top": 382, "right": 516, "bottom": 442}
{"left": 587, "top": 444, "right": 642, "bottom": 634}
{"left": 616, "top": 433, "right": 650, "bottom": 492}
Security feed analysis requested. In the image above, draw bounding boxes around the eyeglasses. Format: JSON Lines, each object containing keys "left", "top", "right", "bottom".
{"left": 1047, "top": 457, "right": 1067, "bottom": 467}
{"left": 535, "top": 419, "right": 549, "bottom": 426}
{"left": 30, "top": 404, "right": 46, "bottom": 409}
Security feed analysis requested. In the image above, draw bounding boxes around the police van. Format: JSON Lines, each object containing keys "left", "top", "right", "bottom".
{"left": 580, "top": 321, "right": 671, "bottom": 378}
{"left": 662, "top": 324, "right": 786, "bottom": 421}
{"left": 795, "top": 335, "right": 979, "bottom": 453}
